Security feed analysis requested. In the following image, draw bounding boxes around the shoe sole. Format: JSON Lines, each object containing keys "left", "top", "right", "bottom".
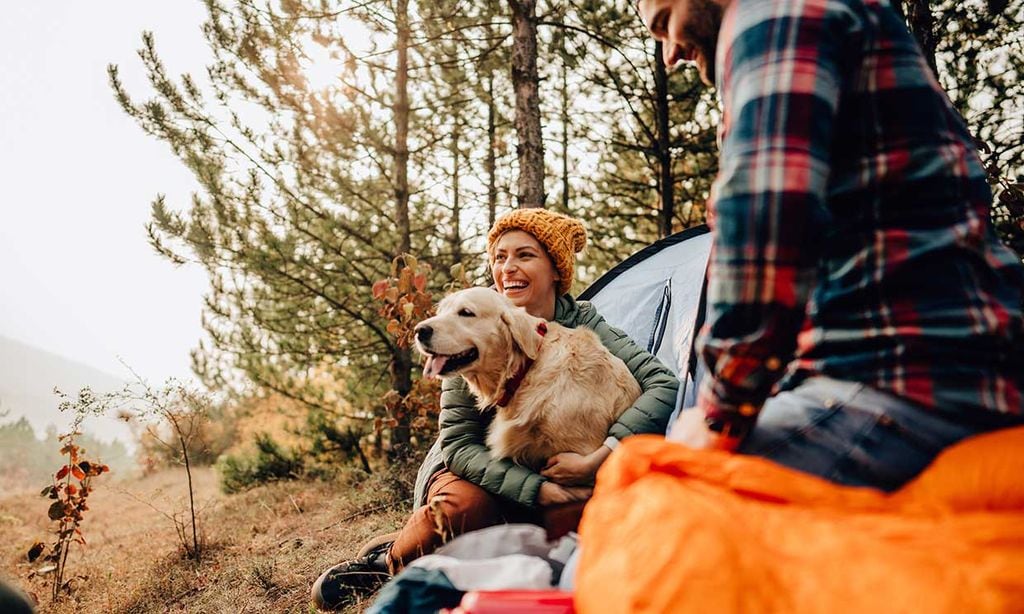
{"left": 356, "top": 530, "right": 402, "bottom": 558}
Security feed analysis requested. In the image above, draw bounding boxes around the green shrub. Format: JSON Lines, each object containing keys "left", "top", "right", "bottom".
{"left": 216, "top": 433, "right": 304, "bottom": 494}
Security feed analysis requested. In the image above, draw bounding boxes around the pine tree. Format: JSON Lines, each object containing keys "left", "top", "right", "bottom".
{"left": 110, "top": 0, "right": 450, "bottom": 448}
{"left": 556, "top": 0, "right": 718, "bottom": 275}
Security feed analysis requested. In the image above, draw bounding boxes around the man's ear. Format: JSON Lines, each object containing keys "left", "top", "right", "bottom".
{"left": 501, "top": 308, "right": 544, "bottom": 360}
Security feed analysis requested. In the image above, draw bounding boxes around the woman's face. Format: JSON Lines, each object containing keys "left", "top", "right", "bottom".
{"left": 491, "top": 230, "right": 560, "bottom": 319}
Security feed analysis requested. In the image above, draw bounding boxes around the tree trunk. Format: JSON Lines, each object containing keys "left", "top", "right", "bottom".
{"left": 177, "top": 424, "right": 201, "bottom": 560}
{"left": 560, "top": 47, "right": 571, "bottom": 214}
{"left": 486, "top": 71, "right": 498, "bottom": 227}
{"left": 394, "top": 0, "right": 411, "bottom": 260}
{"left": 392, "top": 0, "right": 412, "bottom": 448}
{"left": 508, "top": 0, "right": 545, "bottom": 208}
{"left": 893, "top": 0, "right": 939, "bottom": 79}
{"left": 451, "top": 121, "right": 463, "bottom": 266}
{"left": 654, "top": 41, "right": 675, "bottom": 237}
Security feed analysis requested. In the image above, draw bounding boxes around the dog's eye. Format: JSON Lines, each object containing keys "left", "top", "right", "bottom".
{"left": 458, "top": 308, "right": 475, "bottom": 317}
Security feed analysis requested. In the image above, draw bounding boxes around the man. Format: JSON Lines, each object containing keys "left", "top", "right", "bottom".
{"left": 640, "top": 0, "right": 1024, "bottom": 489}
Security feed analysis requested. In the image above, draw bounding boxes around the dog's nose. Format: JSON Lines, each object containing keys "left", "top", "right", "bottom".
{"left": 415, "top": 325, "right": 433, "bottom": 344}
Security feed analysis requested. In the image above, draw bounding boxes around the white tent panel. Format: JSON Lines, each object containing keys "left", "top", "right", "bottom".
{"left": 579, "top": 227, "right": 712, "bottom": 420}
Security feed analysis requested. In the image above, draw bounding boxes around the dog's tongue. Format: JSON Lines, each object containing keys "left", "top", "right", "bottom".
{"left": 423, "top": 354, "right": 448, "bottom": 378}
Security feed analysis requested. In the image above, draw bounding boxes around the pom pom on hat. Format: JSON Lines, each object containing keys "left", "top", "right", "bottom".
{"left": 487, "top": 208, "right": 587, "bottom": 295}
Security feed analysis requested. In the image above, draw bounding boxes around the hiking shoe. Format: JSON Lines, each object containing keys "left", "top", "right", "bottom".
{"left": 311, "top": 541, "right": 393, "bottom": 611}
{"left": 356, "top": 530, "right": 401, "bottom": 560}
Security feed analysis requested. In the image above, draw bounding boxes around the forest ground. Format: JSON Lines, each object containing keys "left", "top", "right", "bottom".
{"left": 0, "top": 466, "right": 408, "bottom": 613}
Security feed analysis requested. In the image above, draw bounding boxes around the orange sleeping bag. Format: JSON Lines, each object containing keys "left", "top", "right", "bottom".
{"left": 575, "top": 427, "right": 1024, "bottom": 613}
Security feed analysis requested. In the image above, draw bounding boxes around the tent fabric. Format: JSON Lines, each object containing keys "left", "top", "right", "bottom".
{"left": 578, "top": 225, "right": 710, "bottom": 378}
{"left": 574, "top": 428, "right": 1024, "bottom": 613}
{"left": 579, "top": 225, "right": 711, "bottom": 413}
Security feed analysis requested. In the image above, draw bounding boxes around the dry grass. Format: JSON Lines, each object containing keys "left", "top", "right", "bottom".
{"left": 0, "top": 465, "right": 410, "bottom": 613}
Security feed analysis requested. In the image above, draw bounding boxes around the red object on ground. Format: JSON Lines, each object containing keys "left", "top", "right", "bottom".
{"left": 444, "top": 590, "right": 575, "bottom": 614}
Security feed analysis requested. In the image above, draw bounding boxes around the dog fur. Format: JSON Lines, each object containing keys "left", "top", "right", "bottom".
{"left": 415, "top": 287, "right": 641, "bottom": 470}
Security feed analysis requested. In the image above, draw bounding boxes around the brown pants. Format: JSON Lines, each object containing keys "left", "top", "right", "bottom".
{"left": 387, "top": 470, "right": 542, "bottom": 572}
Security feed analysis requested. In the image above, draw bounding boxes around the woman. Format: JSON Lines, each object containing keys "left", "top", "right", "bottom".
{"left": 312, "top": 209, "right": 679, "bottom": 610}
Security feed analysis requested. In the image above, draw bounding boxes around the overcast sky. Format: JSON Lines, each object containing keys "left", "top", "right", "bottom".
{"left": 0, "top": 3, "right": 215, "bottom": 381}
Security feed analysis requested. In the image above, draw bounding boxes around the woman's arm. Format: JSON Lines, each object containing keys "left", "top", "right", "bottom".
{"left": 437, "top": 376, "right": 547, "bottom": 508}
{"left": 578, "top": 301, "right": 681, "bottom": 439}
{"left": 540, "top": 301, "right": 680, "bottom": 486}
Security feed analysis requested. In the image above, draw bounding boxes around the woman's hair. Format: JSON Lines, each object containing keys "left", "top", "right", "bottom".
{"left": 487, "top": 209, "right": 587, "bottom": 295}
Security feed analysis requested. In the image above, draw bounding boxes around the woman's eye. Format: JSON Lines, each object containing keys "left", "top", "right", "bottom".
{"left": 458, "top": 308, "right": 475, "bottom": 317}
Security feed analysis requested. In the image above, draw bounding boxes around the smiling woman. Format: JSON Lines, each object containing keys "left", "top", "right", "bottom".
{"left": 311, "top": 209, "right": 681, "bottom": 610}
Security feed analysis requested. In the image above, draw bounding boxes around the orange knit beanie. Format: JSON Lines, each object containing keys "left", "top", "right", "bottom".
{"left": 487, "top": 208, "right": 587, "bottom": 295}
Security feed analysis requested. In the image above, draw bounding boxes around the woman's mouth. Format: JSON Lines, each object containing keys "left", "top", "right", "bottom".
{"left": 503, "top": 280, "right": 529, "bottom": 296}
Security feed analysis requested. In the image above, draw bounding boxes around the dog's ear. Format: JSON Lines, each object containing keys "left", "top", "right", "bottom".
{"left": 501, "top": 308, "right": 544, "bottom": 360}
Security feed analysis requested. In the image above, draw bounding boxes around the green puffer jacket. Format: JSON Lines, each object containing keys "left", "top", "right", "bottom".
{"left": 412, "top": 294, "right": 680, "bottom": 508}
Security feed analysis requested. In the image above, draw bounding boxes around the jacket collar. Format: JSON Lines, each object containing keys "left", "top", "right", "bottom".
{"left": 553, "top": 293, "right": 579, "bottom": 324}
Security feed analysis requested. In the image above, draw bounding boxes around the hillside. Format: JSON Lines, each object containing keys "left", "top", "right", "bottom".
{"left": 0, "top": 335, "right": 132, "bottom": 447}
{"left": 0, "top": 466, "right": 407, "bottom": 613}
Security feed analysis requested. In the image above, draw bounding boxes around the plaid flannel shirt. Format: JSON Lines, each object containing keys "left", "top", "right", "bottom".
{"left": 697, "top": 0, "right": 1024, "bottom": 434}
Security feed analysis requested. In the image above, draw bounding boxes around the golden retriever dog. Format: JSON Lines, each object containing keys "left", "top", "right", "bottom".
{"left": 414, "top": 287, "right": 641, "bottom": 470}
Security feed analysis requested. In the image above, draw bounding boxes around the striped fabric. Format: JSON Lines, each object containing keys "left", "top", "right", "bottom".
{"left": 697, "top": 0, "right": 1024, "bottom": 433}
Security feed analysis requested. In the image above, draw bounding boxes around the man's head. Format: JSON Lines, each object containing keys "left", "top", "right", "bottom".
{"left": 638, "top": 0, "right": 726, "bottom": 85}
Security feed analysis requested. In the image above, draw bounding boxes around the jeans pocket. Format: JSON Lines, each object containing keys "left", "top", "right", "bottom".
{"left": 872, "top": 413, "right": 947, "bottom": 456}
{"left": 740, "top": 395, "right": 846, "bottom": 458}
{"left": 829, "top": 411, "right": 947, "bottom": 491}
{"left": 743, "top": 399, "right": 884, "bottom": 485}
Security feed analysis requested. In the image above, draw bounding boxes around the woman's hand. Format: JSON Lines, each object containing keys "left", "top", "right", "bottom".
{"left": 538, "top": 481, "right": 593, "bottom": 506}
{"left": 667, "top": 410, "right": 741, "bottom": 451}
{"left": 541, "top": 446, "right": 612, "bottom": 486}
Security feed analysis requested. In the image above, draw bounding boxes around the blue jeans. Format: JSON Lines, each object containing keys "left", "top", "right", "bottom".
{"left": 737, "top": 376, "right": 990, "bottom": 491}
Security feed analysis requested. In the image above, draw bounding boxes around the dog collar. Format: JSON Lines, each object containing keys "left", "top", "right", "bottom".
{"left": 495, "top": 322, "right": 547, "bottom": 407}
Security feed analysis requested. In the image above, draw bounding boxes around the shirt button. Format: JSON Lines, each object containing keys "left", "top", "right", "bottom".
{"left": 739, "top": 403, "right": 757, "bottom": 417}
{"left": 766, "top": 357, "right": 781, "bottom": 371}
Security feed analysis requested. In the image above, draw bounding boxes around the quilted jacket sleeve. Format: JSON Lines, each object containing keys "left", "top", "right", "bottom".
{"left": 575, "top": 301, "right": 680, "bottom": 439}
{"left": 438, "top": 376, "right": 546, "bottom": 508}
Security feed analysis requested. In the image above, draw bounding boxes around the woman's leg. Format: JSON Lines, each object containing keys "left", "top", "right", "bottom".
{"left": 311, "top": 470, "right": 509, "bottom": 610}
{"left": 387, "top": 470, "right": 505, "bottom": 571}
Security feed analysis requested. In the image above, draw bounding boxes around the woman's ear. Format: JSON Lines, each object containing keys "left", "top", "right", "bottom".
{"left": 501, "top": 307, "right": 544, "bottom": 360}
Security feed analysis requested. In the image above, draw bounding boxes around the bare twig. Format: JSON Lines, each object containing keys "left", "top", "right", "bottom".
{"left": 317, "top": 498, "right": 411, "bottom": 532}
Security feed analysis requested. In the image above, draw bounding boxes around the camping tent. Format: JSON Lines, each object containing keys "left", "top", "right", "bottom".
{"left": 577, "top": 224, "right": 711, "bottom": 422}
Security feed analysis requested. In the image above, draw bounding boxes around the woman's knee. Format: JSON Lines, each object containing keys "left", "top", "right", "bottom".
{"left": 427, "top": 477, "right": 502, "bottom": 534}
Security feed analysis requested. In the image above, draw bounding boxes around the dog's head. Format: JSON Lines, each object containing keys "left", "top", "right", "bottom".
{"left": 415, "top": 287, "right": 546, "bottom": 381}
